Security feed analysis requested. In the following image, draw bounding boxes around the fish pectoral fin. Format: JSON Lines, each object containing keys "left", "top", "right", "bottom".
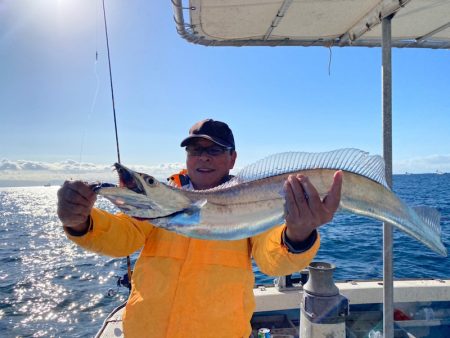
{"left": 166, "top": 200, "right": 206, "bottom": 226}
{"left": 169, "top": 208, "right": 201, "bottom": 226}
{"left": 184, "top": 199, "right": 207, "bottom": 215}
{"left": 192, "top": 199, "right": 207, "bottom": 208}
{"left": 169, "top": 199, "right": 207, "bottom": 225}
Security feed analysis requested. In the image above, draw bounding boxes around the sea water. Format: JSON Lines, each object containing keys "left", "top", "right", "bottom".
{"left": 0, "top": 174, "right": 449, "bottom": 337}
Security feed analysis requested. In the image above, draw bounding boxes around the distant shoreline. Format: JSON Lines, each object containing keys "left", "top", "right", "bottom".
{"left": 0, "top": 180, "right": 63, "bottom": 188}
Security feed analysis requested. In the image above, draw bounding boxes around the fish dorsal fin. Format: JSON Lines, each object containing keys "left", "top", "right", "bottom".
{"left": 226, "top": 148, "right": 389, "bottom": 188}
{"left": 412, "top": 206, "right": 442, "bottom": 236}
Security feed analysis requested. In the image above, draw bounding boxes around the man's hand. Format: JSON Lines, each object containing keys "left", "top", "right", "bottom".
{"left": 284, "top": 170, "right": 342, "bottom": 243}
{"left": 57, "top": 181, "right": 97, "bottom": 233}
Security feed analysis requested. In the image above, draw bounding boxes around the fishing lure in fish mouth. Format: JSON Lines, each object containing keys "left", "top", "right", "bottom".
{"left": 94, "top": 149, "right": 447, "bottom": 256}
{"left": 115, "top": 165, "right": 144, "bottom": 194}
{"left": 92, "top": 182, "right": 117, "bottom": 191}
{"left": 92, "top": 165, "right": 158, "bottom": 195}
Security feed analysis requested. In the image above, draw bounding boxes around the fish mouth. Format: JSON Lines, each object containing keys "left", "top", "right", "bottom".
{"left": 114, "top": 163, "right": 145, "bottom": 194}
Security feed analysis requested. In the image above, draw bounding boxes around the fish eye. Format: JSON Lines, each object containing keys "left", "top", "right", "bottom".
{"left": 144, "top": 175, "right": 156, "bottom": 186}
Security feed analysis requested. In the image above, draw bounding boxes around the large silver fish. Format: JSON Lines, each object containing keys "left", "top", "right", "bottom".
{"left": 95, "top": 149, "right": 447, "bottom": 256}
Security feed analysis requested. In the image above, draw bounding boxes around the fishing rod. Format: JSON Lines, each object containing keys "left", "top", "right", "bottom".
{"left": 101, "top": 0, "right": 132, "bottom": 291}
{"left": 102, "top": 0, "right": 121, "bottom": 164}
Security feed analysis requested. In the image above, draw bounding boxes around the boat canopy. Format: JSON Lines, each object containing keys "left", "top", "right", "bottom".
{"left": 174, "top": 0, "right": 450, "bottom": 49}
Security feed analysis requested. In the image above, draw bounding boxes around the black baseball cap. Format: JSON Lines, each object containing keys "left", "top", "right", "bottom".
{"left": 180, "top": 119, "right": 235, "bottom": 149}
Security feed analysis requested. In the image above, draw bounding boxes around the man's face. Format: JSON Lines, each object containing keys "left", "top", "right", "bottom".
{"left": 186, "top": 138, "right": 237, "bottom": 190}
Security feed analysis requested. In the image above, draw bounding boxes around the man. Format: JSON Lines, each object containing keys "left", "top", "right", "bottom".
{"left": 57, "top": 119, "right": 342, "bottom": 338}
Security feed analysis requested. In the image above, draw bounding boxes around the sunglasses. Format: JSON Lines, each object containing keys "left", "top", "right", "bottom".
{"left": 186, "top": 145, "right": 232, "bottom": 157}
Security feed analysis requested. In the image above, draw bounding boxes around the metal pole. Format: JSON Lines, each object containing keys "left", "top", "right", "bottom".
{"left": 382, "top": 14, "right": 394, "bottom": 338}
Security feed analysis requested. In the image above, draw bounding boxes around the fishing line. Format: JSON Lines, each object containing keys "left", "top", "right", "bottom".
{"left": 101, "top": 0, "right": 133, "bottom": 289}
{"left": 78, "top": 0, "right": 101, "bottom": 176}
{"left": 78, "top": 42, "right": 101, "bottom": 173}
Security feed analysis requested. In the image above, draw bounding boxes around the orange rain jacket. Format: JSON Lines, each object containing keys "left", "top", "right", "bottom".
{"left": 66, "top": 172, "right": 320, "bottom": 338}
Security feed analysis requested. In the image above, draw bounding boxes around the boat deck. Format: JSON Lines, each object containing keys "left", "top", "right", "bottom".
{"left": 96, "top": 279, "right": 450, "bottom": 338}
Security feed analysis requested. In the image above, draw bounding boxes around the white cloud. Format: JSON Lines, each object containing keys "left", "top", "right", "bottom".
{"left": 0, "top": 160, "right": 21, "bottom": 170}
{"left": 0, "top": 159, "right": 185, "bottom": 187}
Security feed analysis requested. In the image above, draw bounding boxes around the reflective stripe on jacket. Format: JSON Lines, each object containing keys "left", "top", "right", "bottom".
{"left": 66, "top": 171, "right": 320, "bottom": 337}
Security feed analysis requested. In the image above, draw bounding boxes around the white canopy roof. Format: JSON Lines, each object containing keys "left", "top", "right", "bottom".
{"left": 174, "top": 0, "right": 450, "bottom": 49}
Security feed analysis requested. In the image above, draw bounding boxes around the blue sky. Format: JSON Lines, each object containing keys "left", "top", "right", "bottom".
{"left": 1, "top": 0, "right": 449, "bottom": 185}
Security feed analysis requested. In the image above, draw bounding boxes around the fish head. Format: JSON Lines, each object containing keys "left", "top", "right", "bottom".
{"left": 95, "top": 163, "right": 192, "bottom": 219}
{"left": 115, "top": 163, "right": 156, "bottom": 195}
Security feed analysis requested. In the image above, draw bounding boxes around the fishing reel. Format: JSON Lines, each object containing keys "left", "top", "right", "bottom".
{"left": 106, "top": 272, "right": 132, "bottom": 297}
